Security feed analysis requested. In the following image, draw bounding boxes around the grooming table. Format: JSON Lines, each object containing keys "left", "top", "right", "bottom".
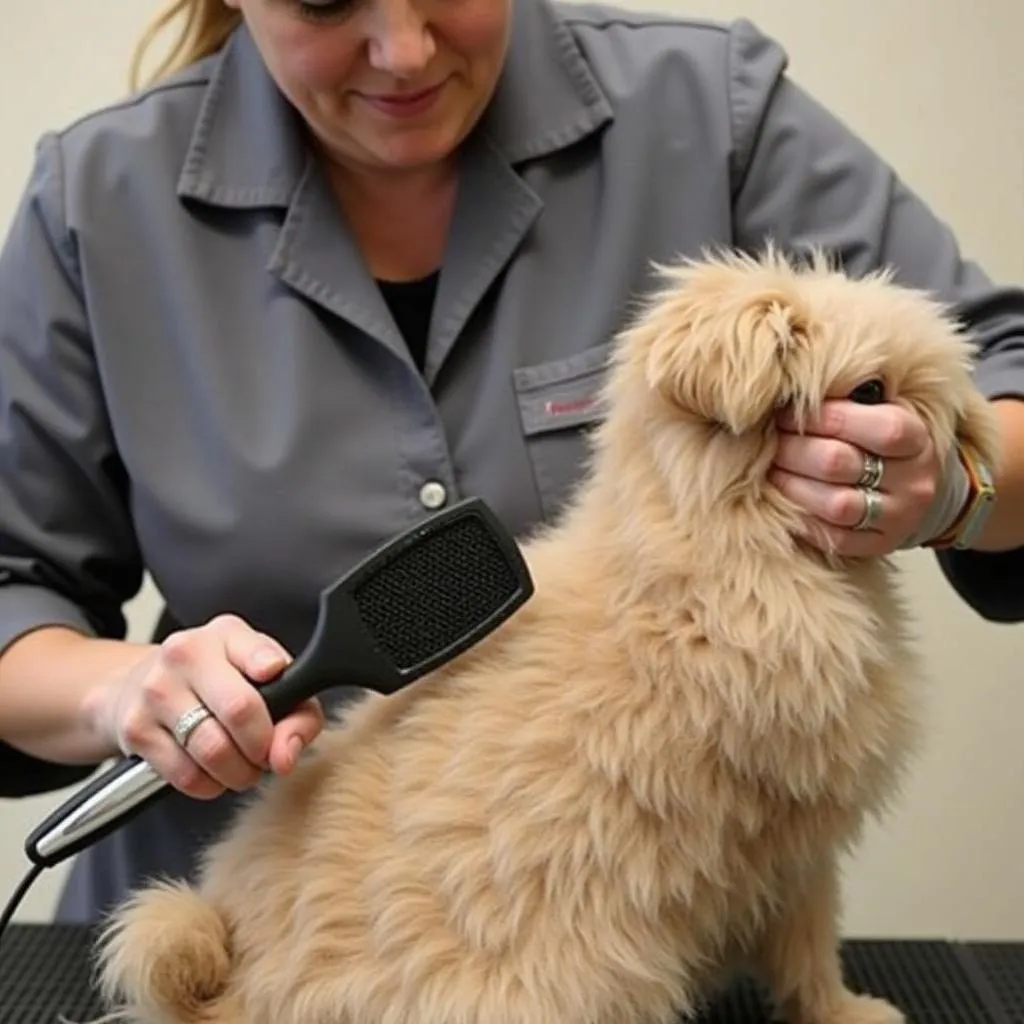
{"left": 1, "top": 924, "right": 1022, "bottom": 1022}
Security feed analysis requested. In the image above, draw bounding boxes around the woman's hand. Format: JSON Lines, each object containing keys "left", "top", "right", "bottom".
{"left": 94, "top": 614, "right": 325, "bottom": 800}
{"left": 769, "top": 398, "right": 945, "bottom": 557}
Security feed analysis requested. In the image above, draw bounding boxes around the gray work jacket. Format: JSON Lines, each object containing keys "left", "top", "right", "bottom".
{"left": 1, "top": 0, "right": 1023, "bottom": 921}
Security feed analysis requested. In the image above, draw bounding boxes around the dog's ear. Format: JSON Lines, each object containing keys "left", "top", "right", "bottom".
{"left": 643, "top": 262, "right": 812, "bottom": 435}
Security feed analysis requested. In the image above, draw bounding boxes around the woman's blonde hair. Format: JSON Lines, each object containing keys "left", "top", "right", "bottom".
{"left": 129, "top": 0, "right": 242, "bottom": 91}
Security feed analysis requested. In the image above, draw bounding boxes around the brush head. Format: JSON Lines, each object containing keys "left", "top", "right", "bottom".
{"left": 351, "top": 509, "right": 526, "bottom": 673}
{"left": 259, "top": 497, "right": 534, "bottom": 716}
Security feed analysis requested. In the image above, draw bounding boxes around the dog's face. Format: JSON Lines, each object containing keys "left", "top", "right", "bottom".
{"left": 613, "top": 248, "right": 1001, "bottom": 476}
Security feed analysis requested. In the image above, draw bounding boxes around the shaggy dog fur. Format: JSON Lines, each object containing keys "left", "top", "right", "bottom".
{"left": 93, "top": 248, "right": 1001, "bottom": 1024}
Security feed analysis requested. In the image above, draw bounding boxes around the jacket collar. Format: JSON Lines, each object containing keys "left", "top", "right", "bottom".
{"left": 177, "top": 0, "right": 613, "bottom": 207}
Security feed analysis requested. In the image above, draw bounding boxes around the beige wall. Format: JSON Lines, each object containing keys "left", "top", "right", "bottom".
{"left": 1, "top": 1, "right": 1021, "bottom": 937}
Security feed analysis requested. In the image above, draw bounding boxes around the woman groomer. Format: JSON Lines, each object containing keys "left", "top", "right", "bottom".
{"left": 1, "top": 0, "right": 1023, "bottom": 923}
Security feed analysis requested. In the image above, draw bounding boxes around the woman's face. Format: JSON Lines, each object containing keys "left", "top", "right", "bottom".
{"left": 226, "top": 0, "right": 512, "bottom": 176}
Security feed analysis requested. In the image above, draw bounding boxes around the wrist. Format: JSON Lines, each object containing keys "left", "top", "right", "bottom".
{"left": 901, "top": 444, "right": 972, "bottom": 549}
{"left": 0, "top": 627, "right": 154, "bottom": 764}
{"left": 78, "top": 638, "right": 159, "bottom": 761}
{"left": 921, "top": 441, "right": 997, "bottom": 551}
{"left": 78, "top": 671, "right": 125, "bottom": 762}
{"left": 966, "top": 398, "right": 1024, "bottom": 551}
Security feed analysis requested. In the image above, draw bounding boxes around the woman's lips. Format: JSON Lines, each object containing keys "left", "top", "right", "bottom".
{"left": 360, "top": 82, "right": 446, "bottom": 119}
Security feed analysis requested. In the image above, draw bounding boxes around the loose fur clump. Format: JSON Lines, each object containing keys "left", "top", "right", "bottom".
{"left": 93, "top": 247, "right": 1001, "bottom": 1024}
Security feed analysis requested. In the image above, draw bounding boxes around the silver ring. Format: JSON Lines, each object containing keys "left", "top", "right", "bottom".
{"left": 853, "top": 486, "right": 883, "bottom": 531}
{"left": 856, "top": 451, "right": 884, "bottom": 490}
{"left": 172, "top": 704, "right": 213, "bottom": 748}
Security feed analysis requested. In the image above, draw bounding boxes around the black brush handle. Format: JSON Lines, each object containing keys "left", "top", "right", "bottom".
{"left": 258, "top": 589, "right": 399, "bottom": 721}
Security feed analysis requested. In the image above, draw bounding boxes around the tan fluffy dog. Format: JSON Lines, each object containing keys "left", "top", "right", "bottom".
{"left": 94, "top": 248, "right": 1001, "bottom": 1024}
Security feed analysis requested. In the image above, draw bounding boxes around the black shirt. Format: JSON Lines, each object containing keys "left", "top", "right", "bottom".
{"left": 377, "top": 272, "right": 441, "bottom": 373}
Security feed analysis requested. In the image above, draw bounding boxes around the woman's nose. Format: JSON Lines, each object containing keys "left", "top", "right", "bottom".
{"left": 366, "top": 0, "right": 437, "bottom": 78}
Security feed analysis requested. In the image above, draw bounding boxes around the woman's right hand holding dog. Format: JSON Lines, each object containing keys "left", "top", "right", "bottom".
{"left": 92, "top": 615, "right": 325, "bottom": 799}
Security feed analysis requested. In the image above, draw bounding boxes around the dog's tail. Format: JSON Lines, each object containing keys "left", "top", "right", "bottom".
{"left": 93, "top": 878, "right": 243, "bottom": 1024}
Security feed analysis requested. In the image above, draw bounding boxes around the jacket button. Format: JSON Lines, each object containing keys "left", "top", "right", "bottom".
{"left": 418, "top": 480, "right": 447, "bottom": 510}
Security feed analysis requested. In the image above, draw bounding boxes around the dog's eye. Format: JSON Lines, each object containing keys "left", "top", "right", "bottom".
{"left": 848, "top": 379, "right": 886, "bottom": 405}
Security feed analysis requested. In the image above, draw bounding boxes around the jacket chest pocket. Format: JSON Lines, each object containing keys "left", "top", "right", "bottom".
{"left": 512, "top": 343, "right": 613, "bottom": 522}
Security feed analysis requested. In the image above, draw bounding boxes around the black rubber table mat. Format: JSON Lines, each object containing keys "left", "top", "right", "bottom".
{"left": 0, "top": 924, "right": 1021, "bottom": 1022}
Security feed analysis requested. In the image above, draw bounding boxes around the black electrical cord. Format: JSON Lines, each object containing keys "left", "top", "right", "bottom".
{"left": 0, "top": 861, "right": 45, "bottom": 956}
